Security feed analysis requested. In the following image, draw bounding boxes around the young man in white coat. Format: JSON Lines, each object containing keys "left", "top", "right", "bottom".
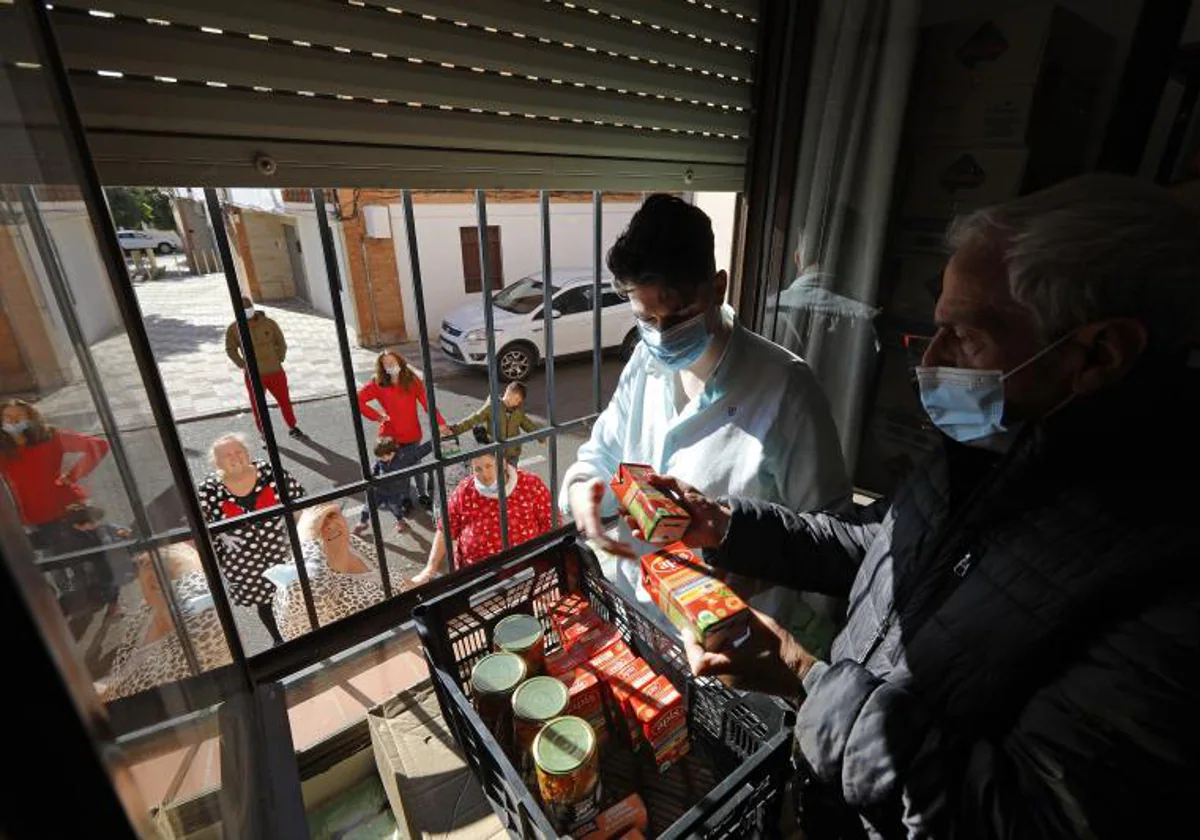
{"left": 562, "top": 194, "right": 850, "bottom": 652}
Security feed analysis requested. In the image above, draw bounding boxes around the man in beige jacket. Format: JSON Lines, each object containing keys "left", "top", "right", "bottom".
{"left": 225, "top": 296, "right": 305, "bottom": 439}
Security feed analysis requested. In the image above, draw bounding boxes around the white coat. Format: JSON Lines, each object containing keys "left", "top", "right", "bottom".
{"left": 561, "top": 307, "right": 851, "bottom": 647}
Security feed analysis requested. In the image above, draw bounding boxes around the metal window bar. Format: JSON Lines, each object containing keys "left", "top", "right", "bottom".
{"left": 7, "top": 187, "right": 202, "bottom": 673}
{"left": 399, "top": 190, "right": 456, "bottom": 573}
{"left": 475, "top": 189, "right": 510, "bottom": 549}
{"left": 21, "top": 0, "right": 255, "bottom": 692}
{"left": 539, "top": 191, "right": 560, "bottom": 527}
{"left": 195, "top": 418, "right": 595, "bottom": 540}
{"left": 592, "top": 190, "right": 604, "bottom": 414}
{"left": 311, "top": 188, "right": 392, "bottom": 598}
{"left": 203, "top": 187, "right": 321, "bottom": 634}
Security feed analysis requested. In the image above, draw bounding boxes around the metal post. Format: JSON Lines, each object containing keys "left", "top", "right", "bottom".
{"left": 22, "top": 0, "right": 254, "bottom": 689}
{"left": 312, "top": 189, "right": 392, "bottom": 598}
{"left": 539, "top": 192, "right": 561, "bottom": 527}
{"left": 203, "top": 188, "right": 320, "bottom": 633}
{"left": 591, "top": 191, "right": 603, "bottom": 414}
{"left": 11, "top": 188, "right": 201, "bottom": 678}
{"left": 475, "top": 190, "right": 509, "bottom": 548}
{"left": 400, "top": 191, "right": 455, "bottom": 572}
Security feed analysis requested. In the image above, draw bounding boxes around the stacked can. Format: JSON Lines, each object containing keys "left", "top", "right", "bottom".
{"left": 533, "top": 716, "right": 602, "bottom": 834}
{"left": 511, "top": 675, "right": 569, "bottom": 787}
{"left": 494, "top": 613, "right": 546, "bottom": 676}
{"left": 469, "top": 652, "right": 527, "bottom": 754}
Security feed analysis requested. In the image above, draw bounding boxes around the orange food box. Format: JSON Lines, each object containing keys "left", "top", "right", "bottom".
{"left": 559, "top": 666, "right": 608, "bottom": 743}
{"left": 574, "top": 623, "right": 623, "bottom": 659}
{"left": 576, "top": 793, "right": 648, "bottom": 840}
{"left": 558, "top": 609, "right": 606, "bottom": 651}
{"left": 607, "top": 656, "right": 657, "bottom": 749}
{"left": 629, "top": 674, "right": 690, "bottom": 771}
{"left": 641, "top": 542, "right": 752, "bottom": 651}
{"left": 545, "top": 642, "right": 594, "bottom": 678}
{"left": 610, "top": 463, "right": 691, "bottom": 544}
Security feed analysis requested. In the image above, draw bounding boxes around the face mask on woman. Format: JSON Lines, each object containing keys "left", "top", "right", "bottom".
{"left": 384, "top": 364, "right": 401, "bottom": 377}
{"left": 2, "top": 420, "right": 29, "bottom": 436}
{"left": 637, "top": 309, "right": 713, "bottom": 371}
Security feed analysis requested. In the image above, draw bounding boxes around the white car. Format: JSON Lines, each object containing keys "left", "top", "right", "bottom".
{"left": 439, "top": 269, "right": 639, "bottom": 381}
{"left": 117, "top": 229, "right": 180, "bottom": 254}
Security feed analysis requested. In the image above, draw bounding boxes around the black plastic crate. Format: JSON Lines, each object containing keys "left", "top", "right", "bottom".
{"left": 413, "top": 529, "right": 795, "bottom": 839}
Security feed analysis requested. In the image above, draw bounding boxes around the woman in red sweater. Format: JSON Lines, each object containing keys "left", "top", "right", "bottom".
{"left": 357, "top": 351, "right": 445, "bottom": 509}
{"left": 0, "top": 399, "right": 111, "bottom": 554}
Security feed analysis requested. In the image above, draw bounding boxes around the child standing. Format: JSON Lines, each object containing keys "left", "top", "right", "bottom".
{"left": 354, "top": 438, "right": 414, "bottom": 535}
{"left": 442, "top": 382, "right": 541, "bottom": 466}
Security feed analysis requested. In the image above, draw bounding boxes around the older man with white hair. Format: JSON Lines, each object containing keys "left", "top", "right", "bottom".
{"left": 639, "top": 174, "right": 1200, "bottom": 839}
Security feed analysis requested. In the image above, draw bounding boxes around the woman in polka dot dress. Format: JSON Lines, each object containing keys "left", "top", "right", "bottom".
{"left": 197, "top": 433, "right": 305, "bottom": 645}
{"left": 410, "top": 451, "right": 552, "bottom": 585}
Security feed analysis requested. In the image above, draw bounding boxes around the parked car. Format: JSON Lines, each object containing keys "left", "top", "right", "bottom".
{"left": 117, "top": 229, "right": 180, "bottom": 254}
{"left": 439, "top": 269, "right": 638, "bottom": 381}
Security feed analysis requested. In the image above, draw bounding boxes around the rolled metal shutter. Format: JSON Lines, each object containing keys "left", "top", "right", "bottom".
{"left": 11, "top": 0, "right": 760, "bottom": 188}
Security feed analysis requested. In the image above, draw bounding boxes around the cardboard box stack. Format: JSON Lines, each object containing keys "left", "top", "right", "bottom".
{"left": 860, "top": 3, "right": 1115, "bottom": 496}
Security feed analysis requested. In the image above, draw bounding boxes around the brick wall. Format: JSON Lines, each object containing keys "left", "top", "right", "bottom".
{"left": 336, "top": 189, "right": 407, "bottom": 347}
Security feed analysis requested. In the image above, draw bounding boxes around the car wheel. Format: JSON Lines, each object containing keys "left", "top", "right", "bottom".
{"left": 497, "top": 343, "right": 536, "bottom": 382}
{"left": 155, "top": 242, "right": 174, "bottom": 254}
{"left": 620, "top": 328, "right": 640, "bottom": 361}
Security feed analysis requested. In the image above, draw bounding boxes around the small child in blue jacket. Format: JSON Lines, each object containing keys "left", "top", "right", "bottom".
{"left": 354, "top": 437, "right": 413, "bottom": 535}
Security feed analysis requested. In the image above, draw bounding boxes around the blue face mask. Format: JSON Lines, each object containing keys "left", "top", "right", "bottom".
{"left": 638, "top": 310, "right": 713, "bottom": 371}
{"left": 3, "top": 420, "right": 29, "bottom": 436}
{"left": 915, "top": 332, "right": 1075, "bottom": 449}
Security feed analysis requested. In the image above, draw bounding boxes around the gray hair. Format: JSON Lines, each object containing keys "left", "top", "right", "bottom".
{"left": 947, "top": 173, "right": 1200, "bottom": 354}
{"left": 208, "top": 432, "right": 250, "bottom": 472}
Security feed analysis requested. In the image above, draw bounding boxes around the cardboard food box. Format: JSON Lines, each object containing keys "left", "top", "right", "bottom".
{"left": 641, "top": 543, "right": 751, "bottom": 651}
{"left": 558, "top": 609, "right": 606, "bottom": 651}
{"left": 558, "top": 666, "right": 609, "bottom": 743}
{"left": 605, "top": 656, "right": 657, "bottom": 749}
{"left": 899, "top": 147, "right": 1030, "bottom": 224}
{"left": 610, "top": 463, "right": 690, "bottom": 544}
{"left": 914, "top": 6, "right": 1112, "bottom": 109}
{"left": 548, "top": 593, "right": 592, "bottom": 635}
{"left": 629, "top": 675, "right": 690, "bottom": 771}
{"left": 368, "top": 680, "right": 506, "bottom": 840}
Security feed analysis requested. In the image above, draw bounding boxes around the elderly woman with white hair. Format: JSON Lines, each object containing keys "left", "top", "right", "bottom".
{"left": 196, "top": 433, "right": 304, "bottom": 645}
{"left": 264, "top": 502, "right": 385, "bottom": 641}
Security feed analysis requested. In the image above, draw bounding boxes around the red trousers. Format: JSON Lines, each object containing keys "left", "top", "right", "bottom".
{"left": 244, "top": 370, "right": 297, "bottom": 431}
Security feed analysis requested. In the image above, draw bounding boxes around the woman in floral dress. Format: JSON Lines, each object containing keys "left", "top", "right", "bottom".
{"left": 196, "top": 433, "right": 304, "bottom": 645}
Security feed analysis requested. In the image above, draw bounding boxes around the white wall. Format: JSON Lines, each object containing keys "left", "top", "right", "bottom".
{"left": 693, "top": 192, "right": 739, "bottom": 279}
{"left": 32, "top": 202, "right": 122, "bottom": 345}
{"left": 284, "top": 202, "right": 361, "bottom": 336}
{"left": 390, "top": 201, "right": 640, "bottom": 337}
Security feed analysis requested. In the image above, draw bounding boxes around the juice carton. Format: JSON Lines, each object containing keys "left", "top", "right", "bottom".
{"left": 558, "top": 609, "right": 606, "bottom": 651}
{"left": 629, "top": 674, "right": 690, "bottom": 771}
{"left": 610, "top": 463, "right": 691, "bottom": 544}
{"left": 606, "top": 657, "right": 657, "bottom": 749}
{"left": 641, "top": 543, "right": 751, "bottom": 651}
{"left": 548, "top": 593, "right": 592, "bottom": 637}
{"left": 558, "top": 666, "right": 608, "bottom": 744}
{"left": 546, "top": 641, "right": 596, "bottom": 678}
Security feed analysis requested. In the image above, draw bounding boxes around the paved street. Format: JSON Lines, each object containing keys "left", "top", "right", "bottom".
{"left": 42, "top": 272, "right": 623, "bottom": 658}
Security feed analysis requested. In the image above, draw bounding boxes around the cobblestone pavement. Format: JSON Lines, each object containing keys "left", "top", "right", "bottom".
{"left": 36, "top": 273, "right": 459, "bottom": 432}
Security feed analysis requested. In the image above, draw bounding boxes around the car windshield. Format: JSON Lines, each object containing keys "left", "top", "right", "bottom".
{"left": 492, "top": 275, "right": 557, "bottom": 314}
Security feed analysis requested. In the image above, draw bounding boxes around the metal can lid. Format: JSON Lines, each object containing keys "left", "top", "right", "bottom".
{"left": 494, "top": 614, "right": 544, "bottom": 653}
{"left": 533, "top": 716, "right": 596, "bottom": 775}
{"left": 512, "top": 675, "right": 568, "bottom": 721}
{"left": 471, "top": 652, "right": 526, "bottom": 696}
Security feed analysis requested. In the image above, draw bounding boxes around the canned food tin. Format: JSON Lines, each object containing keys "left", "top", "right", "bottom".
{"left": 512, "top": 676, "right": 569, "bottom": 785}
{"left": 494, "top": 613, "right": 546, "bottom": 675}
{"left": 534, "top": 716, "right": 602, "bottom": 833}
{"left": 470, "top": 652, "right": 526, "bottom": 753}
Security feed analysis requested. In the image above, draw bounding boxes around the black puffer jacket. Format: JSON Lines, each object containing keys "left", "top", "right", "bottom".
{"left": 712, "top": 356, "right": 1200, "bottom": 839}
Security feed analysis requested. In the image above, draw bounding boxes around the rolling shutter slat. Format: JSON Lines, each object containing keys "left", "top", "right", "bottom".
{"left": 35, "top": 0, "right": 761, "bottom": 187}
{"left": 52, "top": 14, "right": 749, "bottom": 135}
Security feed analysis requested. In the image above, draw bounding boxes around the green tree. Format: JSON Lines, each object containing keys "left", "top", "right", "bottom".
{"left": 104, "top": 186, "right": 177, "bottom": 231}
